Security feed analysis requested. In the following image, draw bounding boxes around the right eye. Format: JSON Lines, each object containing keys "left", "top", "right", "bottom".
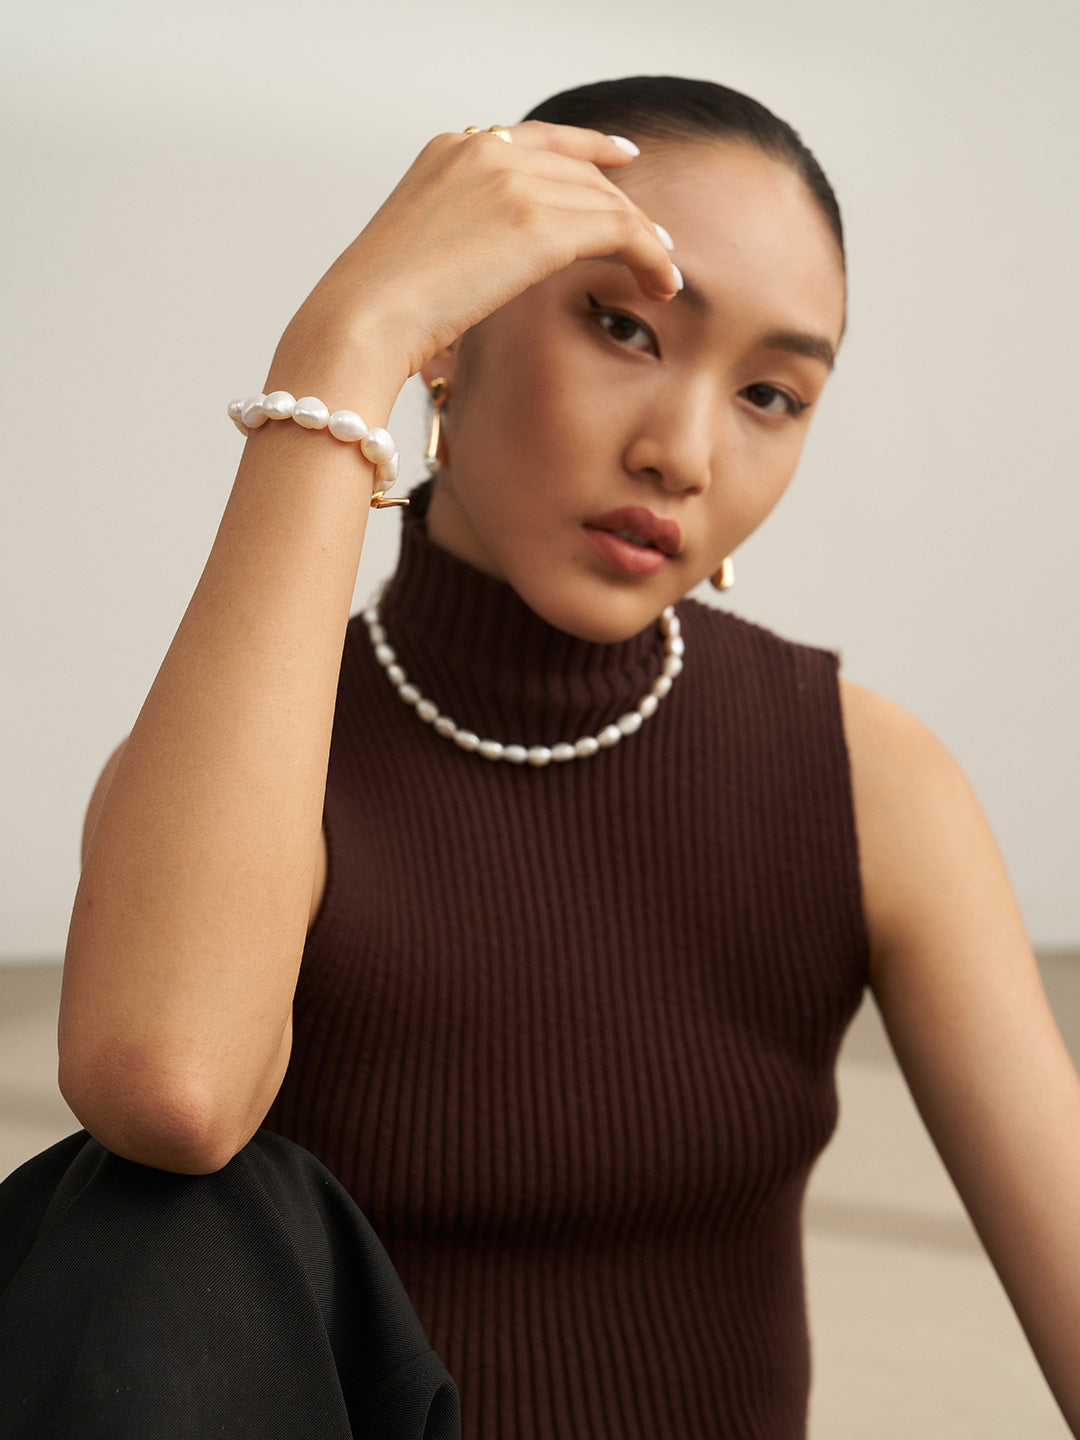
{"left": 587, "top": 295, "right": 658, "bottom": 355}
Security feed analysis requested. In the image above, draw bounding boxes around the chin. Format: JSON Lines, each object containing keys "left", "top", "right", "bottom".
{"left": 523, "top": 578, "right": 673, "bottom": 646}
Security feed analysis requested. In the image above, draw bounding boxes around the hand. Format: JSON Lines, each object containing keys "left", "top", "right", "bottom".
{"left": 275, "top": 121, "right": 682, "bottom": 389}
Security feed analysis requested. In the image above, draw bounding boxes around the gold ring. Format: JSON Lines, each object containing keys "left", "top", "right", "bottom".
{"left": 463, "top": 124, "right": 513, "bottom": 144}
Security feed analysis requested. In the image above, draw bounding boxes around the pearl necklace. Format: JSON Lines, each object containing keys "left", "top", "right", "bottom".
{"left": 362, "top": 603, "right": 685, "bottom": 766}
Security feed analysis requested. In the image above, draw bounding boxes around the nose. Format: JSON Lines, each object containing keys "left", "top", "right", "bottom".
{"left": 622, "top": 380, "right": 720, "bottom": 496}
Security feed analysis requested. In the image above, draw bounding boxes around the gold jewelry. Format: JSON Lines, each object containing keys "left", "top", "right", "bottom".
{"left": 710, "top": 557, "right": 735, "bottom": 591}
{"left": 463, "top": 124, "right": 513, "bottom": 143}
{"left": 424, "top": 377, "right": 450, "bottom": 475}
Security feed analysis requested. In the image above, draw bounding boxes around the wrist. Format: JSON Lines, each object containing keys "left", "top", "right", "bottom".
{"left": 269, "top": 307, "right": 413, "bottom": 421}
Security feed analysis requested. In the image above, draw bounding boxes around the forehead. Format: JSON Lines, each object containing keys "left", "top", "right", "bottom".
{"left": 614, "top": 139, "right": 845, "bottom": 341}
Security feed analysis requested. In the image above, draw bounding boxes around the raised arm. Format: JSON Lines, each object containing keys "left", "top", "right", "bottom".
{"left": 843, "top": 679, "right": 1080, "bottom": 1434}
{"left": 60, "top": 124, "right": 682, "bottom": 1175}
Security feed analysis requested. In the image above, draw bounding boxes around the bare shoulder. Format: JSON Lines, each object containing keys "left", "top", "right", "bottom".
{"left": 837, "top": 678, "right": 1015, "bottom": 976}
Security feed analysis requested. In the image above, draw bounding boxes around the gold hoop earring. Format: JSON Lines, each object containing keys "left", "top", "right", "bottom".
{"left": 424, "top": 377, "right": 450, "bottom": 474}
{"left": 710, "top": 557, "right": 735, "bottom": 591}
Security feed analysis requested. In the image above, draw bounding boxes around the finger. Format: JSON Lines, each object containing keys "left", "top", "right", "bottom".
{"left": 463, "top": 119, "right": 642, "bottom": 170}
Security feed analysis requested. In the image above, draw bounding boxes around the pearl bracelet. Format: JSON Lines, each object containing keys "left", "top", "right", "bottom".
{"left": 227, "top": 392, "right": 407, "bottom": 509}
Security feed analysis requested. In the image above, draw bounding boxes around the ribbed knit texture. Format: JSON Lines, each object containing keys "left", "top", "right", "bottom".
{"left": 265, "top": 498, "right": 869, "bottom": 1439}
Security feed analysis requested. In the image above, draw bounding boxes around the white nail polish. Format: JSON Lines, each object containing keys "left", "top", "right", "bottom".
{"left": 653, "top": 223, "right": 675, "bottom": 251}
{"left": 670, "top": 263, "right": 684, "bottom": 292}
{"left": 608, "top": 135, "right": 641, "bottom": 157}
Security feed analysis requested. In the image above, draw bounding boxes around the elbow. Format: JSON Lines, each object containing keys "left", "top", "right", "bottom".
{"left": 58, "top": 1047, "right": 259, "bottom": 1175}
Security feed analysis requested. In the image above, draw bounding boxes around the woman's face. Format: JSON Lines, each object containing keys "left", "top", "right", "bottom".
{"left": 423, "top": 139, "right": 847, "bottom": 643}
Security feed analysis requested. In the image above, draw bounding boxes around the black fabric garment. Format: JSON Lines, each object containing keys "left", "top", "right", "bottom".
{"left": 0, "top": 1130, "right": 460, "bottom": 1440}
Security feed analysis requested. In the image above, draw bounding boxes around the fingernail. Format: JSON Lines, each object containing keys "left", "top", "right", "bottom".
{"left": 670, "top": 262, "right": 684, "bottom": 292}
{"left": 653, "top": 222, "right": 675, "bottom": 251}
{"left": 608, "top": 135, "right": 641, "bottom": 157}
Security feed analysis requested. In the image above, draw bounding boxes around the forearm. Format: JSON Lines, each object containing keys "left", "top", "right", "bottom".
{"left": 61, "top": 354, "right": 404, "bottom": 1172}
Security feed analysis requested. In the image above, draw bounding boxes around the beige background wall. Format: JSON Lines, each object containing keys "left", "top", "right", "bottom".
{"left": 3, "top": 0, "right": 1078, "bottom": 958}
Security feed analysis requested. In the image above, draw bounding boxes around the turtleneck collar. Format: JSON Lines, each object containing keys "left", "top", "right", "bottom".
{"left": 374, "top": 483, "right": 670, "bottom": 749}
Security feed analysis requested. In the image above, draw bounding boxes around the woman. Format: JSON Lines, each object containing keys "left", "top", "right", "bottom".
{"left": 6, "top": 76, "right": 1080, "bottom": 1437}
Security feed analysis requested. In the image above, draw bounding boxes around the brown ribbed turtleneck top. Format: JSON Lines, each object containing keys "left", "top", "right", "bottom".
{"left": 265, "top": 499, "right": 869, "bottom": 1440}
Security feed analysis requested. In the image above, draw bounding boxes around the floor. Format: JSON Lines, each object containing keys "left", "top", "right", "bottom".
{"left": 3, "top": 955, "right": 1077, "bottom": 1437}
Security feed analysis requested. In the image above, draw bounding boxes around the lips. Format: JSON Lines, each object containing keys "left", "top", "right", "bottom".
{"left": 583, "top": 507, "right": 682, "bottom": 558}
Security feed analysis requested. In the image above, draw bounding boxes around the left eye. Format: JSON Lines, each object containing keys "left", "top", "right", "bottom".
{"left": 742, "top": 383, "right": 806, "bottom": 417}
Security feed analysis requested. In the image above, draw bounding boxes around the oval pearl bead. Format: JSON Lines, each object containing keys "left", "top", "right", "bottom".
{"left": 651, "top": 675, "right": 673, "bottom": 699}
{"left": 293, "top": 397, "right": 330, "bottom": 429}
{"left": 241, "top": 395, "right": 269, "bottom": 428}
{"left": 263, "top": 390, "right": 296, "bottom": 420}
{"left": 668, "top": 635, "right": 686, "bottom": 658}
{"left": 398, "top": 683, "right": 421, "bottom": 706}
{"left": 433, "top": 716, "right": 457, "bottom": 738}
{"left": 573, "top": 736, "right": 600, "bottom": 758}
{"left": 454, "top": 730, "right": 480, "bottom": 751}
{"left": 617, "top": 711, "right": 643, "bottom": 736}
{"left": 478, "top": 739, "right": 505, "bottom": 761}
{"left": 227, "top": 398, "right": 244, "bottom": 421}
{"left": 375, "top": 454, "right": 400, "bottom": 485}
{"left": 662, "top": 655, "right": 684, "bottom": 679}
{"left": 503, "top": 745, "right": 529, "bottom": 764}
{"left": 368, "top": 623, "right": 386, "bottom": 646}
{"left": 416, "top": 700, "right": 439, "bottom": 723}
{"left": 638, "top": 693, "right": 660, "bottom": 719}
{"left": 328, "top": 409, "right": 369, "bottom": 442}
{"left": 360, "top": 428, "right": 396, "bottom": 465}
{"left": 387, "top": 664, "right": 405, "bottom": 687}
{"left": 551, "top": 743, "right": 577, "bottom": 762}
{"left": 374, "top": 643, "right": 396, "bottom": 667}
{"left": 527, "top": 746, "right": 553, "bottom": 767}
{"left": 597, "top": 725, "right": 623, "bottom": 748}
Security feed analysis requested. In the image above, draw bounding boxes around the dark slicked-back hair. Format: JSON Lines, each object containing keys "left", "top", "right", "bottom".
{"left": 524, "top": 76, "right": 844, "bottom": 265}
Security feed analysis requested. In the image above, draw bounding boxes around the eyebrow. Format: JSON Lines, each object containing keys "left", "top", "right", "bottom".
{"left": 760, "top": 330, "right": 836, "bottom": 371}
{"left": 676, "top": 273, "right": 836, "bottom": 371}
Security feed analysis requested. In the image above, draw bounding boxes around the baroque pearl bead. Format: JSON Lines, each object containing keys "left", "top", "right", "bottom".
{"left": 360, "top": 428, "right": 395, "bottom": 465}
{"left": 328, "top": 409, "right": 369, "bottom": 442}
{"left": 293, "top": 397, "right": 330, "bottom": 429}
{"left": 375, "top": 454, "right": 400, "bottom": 486}
{"left": 262, "top": 390, "right": 296, "bottom": 420}
{"left": 241, "top": 394, "right": 269, "bottom": 428}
